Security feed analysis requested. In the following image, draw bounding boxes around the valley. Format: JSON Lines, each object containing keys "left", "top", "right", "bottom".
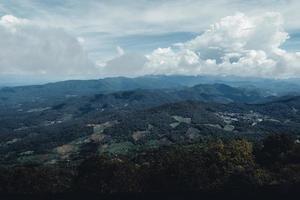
{"left": 1, "top": 76, "right": 300, "bottom": 166}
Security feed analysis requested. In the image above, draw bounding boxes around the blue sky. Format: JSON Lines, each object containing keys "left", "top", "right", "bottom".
{"left": 0, "top": 0, "right": 300, "bottom": 83}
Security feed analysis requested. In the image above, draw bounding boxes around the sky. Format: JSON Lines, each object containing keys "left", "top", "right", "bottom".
{"left": 0, "top": 0, "right": 300, "bottom": 84}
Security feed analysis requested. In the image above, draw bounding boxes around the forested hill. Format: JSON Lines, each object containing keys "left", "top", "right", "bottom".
{"left": 1, "top": 75, "right": 300, "bottom": 106}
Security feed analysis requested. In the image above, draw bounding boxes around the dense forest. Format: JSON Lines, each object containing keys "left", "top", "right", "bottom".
{"left": 0, "top": 133, "right": 299, "bottom": 197}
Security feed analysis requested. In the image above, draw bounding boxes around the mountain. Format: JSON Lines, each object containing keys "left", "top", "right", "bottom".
{"left": 0, "top": 83, "right": 265, "bottom": 129}
{"left": 0, "top": 81, "right": 300, "bottom": 165}
{"left": 1, "top": 75, "right": 300, "bottom": 106}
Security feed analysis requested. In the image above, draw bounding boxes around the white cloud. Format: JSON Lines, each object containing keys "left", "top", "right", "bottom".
{"left": 1, "top": 5, "right": 300, "bottom": 79}
{"left": 77, "top": 36, "right": 85, "bottom": 45}
{"left": 102, "top": 12, "right": 300, "bottom": 78}
{"left": 0, "top": 15, "right": 28, "bottom": 32}
{"left": 2, "top": 0, "right": 300, "bottom": 73}
{"left": 183, "top": 13, "right": 288, "bottom": 53}
{"left": 144, "top": 48, "right": 200, "bottom": 75}
{"left": 0, "top": 15, "right": 97, "bottom": 78}
{"left": 116, "top": 46, "right": 125, "bottom": 56}
{"left": 7, "top": 0, "right": 300, "bottom": 35}
{"left": 136, "top": 12, "right": 300, "bottom": 78}
{"left": 100, "top": 53, "right": 147, "bottom": 77}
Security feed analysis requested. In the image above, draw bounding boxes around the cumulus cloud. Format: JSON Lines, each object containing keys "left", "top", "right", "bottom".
{"left": 119, "top": 12, "right": 299, "bottom": 78}
{"left": 100, "top": 53, "right": 147, "bottom": 77}
{"left": 0, "top": 15, "right": 97, "bottom": 78}
{"left": 183, "top": 13, "right": 289, "bottom": 53}
{"left": 144, "top": 48, "right": 200, "bottom": 75}
{"left": 2, "top": 11, "right": 300, "bottom": 79}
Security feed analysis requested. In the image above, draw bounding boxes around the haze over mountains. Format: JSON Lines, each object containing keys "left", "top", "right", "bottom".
{"left": 0, "top": 75, "right": 300, "bottom": 166}
{"left": 2, "top": 75, "right": 300, "bottom": 106}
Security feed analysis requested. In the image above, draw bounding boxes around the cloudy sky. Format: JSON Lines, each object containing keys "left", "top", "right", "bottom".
{"left": 0, "top": 0, "right": 300, "bottom": 83}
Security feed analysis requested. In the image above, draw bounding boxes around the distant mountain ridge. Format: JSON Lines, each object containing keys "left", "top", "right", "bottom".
{"left": 1, "top": 75, "right": 300, "bottom": 106}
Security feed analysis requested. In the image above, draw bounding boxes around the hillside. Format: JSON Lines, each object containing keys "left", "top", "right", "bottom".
{"left": 1, "top": 75, "right": 300, "bottom": 107}
{"left": 0, "top": 84, "right": 300, "bottom": 165}
{"left": 1, "top": 78, "right": 300, "bottom": 196}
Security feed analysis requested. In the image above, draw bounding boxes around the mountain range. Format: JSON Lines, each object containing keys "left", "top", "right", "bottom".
{"left": 1, "top": 76, "right": 300, "bottom": 166}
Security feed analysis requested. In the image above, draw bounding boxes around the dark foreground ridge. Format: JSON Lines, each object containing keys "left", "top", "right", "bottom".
{"left": 1, "top": 189, "right": 300, "bottom": 200}
{"left": 0, "top": 135, "right": 300, "bottom": 197}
